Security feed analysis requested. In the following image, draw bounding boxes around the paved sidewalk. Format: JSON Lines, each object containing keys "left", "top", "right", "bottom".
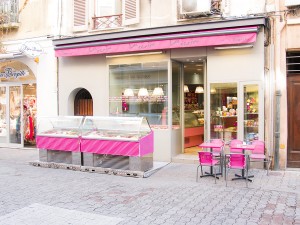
{"left": 0, "top": 148, "right": 300, "bottom": 225}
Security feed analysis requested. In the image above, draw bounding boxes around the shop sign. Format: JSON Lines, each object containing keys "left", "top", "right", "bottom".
{"left": 19, "top": 41, "right": 43, "bottom": 58}
{"left": 0, "top": 67, "right": 29, "bottom": 79}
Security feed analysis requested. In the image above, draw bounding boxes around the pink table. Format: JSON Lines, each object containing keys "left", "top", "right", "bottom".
{"left": 199, "top": 141, "right": 224, "bottom": 178}
{"left": 230, "top": 144, "right": 255, "bottom": 182}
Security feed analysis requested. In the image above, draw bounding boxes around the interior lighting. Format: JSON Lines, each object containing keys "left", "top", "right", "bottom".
{"left": 184, "top": 85, "right": 189, "bottom": 93}
{"left": 195, "top": 86, "right": 204, "bottom": 93}
{"left": 138, "top": 88, "right": 149, "bottom": 97}
{"left": 124, "top": 88, "right": 134, "bottom": 97}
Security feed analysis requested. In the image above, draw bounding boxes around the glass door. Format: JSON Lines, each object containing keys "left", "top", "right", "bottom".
{"left": 0, "top": 85, "right": 22, "bottom": 147}
{"left": 241, "top": 82, "right": 263, "bottom": 143}
{"left": 9, "top": 86, "right": 22, "bottom": 145}
{"left": 0, "top": 86, "right": 7, "bottom": 144}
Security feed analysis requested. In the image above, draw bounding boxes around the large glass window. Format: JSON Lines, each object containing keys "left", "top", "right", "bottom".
{"left": 172, "top": 62, "right": 180, "bottom": 129}
{"left": 210, "top": 83, "right": 237, "bottom": 142}
{"left": 109, "top": 62, "right": 168, "bottom": 129}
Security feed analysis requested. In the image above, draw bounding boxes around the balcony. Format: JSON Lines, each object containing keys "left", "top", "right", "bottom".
{"left": 92, "top": 14, "right": 122, "bottom": 30}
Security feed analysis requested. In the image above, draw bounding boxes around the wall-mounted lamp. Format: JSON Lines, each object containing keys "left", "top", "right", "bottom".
{"left": 106, "top": 51, "right": 163, "bottom": 58}
{"left": 214, "top": 44, "right": 253, "bottom": 50}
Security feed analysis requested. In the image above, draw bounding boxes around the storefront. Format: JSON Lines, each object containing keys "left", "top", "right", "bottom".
{"left": 0, "top": 61, "right": 37, "bottom": 148}
{"left": 53, "top": 17, "right": 267, "bottom": 162}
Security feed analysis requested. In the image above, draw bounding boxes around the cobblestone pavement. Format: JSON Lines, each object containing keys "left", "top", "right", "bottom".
{"left": 0, "top": 148, "right": 300, "bottom": 225}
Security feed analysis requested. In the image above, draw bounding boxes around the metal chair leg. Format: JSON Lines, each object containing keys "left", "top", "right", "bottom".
{"left": 196, "top": 165, "right": 200, "bottom": 182}
{"left": 214, "top": 166, "right": 216, "bottom": 184}
{"left": 225, "top": 166, "right": 228, "bottom": 187}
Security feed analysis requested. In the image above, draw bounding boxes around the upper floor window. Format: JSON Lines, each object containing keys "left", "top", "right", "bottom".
{"left": 73, "top": 0, "right": 140, "bottom": 32}
{"left": 0, "top": 0, "right": 19, "bottom": 24}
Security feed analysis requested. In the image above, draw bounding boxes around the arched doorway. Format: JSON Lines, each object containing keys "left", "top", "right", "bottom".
{"left": 74, "top": 89, "right": 93, "bottom": 116}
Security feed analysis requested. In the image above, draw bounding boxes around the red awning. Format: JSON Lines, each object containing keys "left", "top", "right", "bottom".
{"left": 55, "top": 26, "right": 259, "bottom": 57}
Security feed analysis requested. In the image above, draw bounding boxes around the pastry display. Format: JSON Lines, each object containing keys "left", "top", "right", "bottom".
{"left": 40, "top": 129, "right": 79, "bottom": 137}
{"left": 82, "top": 130, "right": 140, "bottom": 141}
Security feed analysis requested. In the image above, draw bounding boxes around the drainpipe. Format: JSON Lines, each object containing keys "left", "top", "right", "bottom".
{"left": 273, "top": 0, "right": 285, "bottom": 170}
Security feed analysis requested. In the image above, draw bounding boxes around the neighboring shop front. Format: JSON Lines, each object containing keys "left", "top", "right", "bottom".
{"left": 0, "top": 60, "right": 37, "bottom": 148}
{"left": 54, "top": 17, "right": 268, "bottom": 162}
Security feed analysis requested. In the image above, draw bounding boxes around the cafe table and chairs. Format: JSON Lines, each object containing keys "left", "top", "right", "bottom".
{"left": 249, "top": 140, "right": 272, "bottom": 175}
{"left": 224, "top": 153, "right": 249, "bottom": 187}
{"left": 198, "top": 140, "right": 224, "bottom": 178}
{"left": 197, "top": 151, "right": 220, "bottom": 183}
{"left": 229, "top": 142, "right": 255, "bottom": 182}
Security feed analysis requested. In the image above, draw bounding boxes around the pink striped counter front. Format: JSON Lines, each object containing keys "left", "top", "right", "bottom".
{"left": 36, "top": 136, "right": 80, "bottom": 152}
{"left": 81, "top": 131, "right": 154, "bottom": 157}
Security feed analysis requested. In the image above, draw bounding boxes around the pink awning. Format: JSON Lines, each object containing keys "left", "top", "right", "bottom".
{"left": 55, "top": 26, "right": 258, "bottom": 57}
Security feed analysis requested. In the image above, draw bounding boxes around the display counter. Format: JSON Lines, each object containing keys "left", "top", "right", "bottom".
{"left": 81, "top": 116, "right": 153, "bottom": 171}
{"left": 36, "top": 116, "right": 84, "bottom": 164}
{"left": 184, "top": 112, "right": 204, "bottom": 148}
{"left": 36, "top": 116, "right": 154, "bottom": 171}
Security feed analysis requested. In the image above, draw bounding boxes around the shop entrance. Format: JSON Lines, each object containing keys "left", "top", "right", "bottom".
{"left": 171, "top": 58, "right": 205, "bottom": 155}
{"left": 182, "top": 60, "right": 205, "bottom": 154}
{"left": 0, "top": 84, "right": 36, "bottom": 148}
{"left": 0, "top": 61, "right": 37, "bottom": 148}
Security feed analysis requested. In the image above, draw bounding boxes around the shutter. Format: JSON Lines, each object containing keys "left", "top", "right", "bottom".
{"left": 73, "top": 0, "right": 88, "bottom": 31}
{"left": 122, "top": 0, "right": 140, "bottom": 26}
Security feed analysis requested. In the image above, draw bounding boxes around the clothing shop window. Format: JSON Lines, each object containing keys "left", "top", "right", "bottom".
{"left": 109, "top": 61, "right": 168, "bottom": 129}
{"left": 0, "top": 0, "right": 19, "bottom": 24}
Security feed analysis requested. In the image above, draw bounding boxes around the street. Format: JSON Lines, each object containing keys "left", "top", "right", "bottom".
{"left": 0, "top": 148, "right": 299, "bottom": 225}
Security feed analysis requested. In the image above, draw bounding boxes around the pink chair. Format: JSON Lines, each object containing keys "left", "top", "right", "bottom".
{"left": 211, "top": 139, "right": 224, "bottom": 174}
{"left": 197, "top": 151, "right": 220, "bottom": 184}
{"left": 229, "top": 139, "right": 243, "bottom": 153}
{"left": 249, "top": 140, "right": 272, "bottom": 175}
{"left": 225, "top": 153, "right": 249, "bottom": 187}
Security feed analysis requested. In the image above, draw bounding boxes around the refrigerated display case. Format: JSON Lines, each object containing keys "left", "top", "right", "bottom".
{"left": 36, "top": 116, "right": 84, "bottom": 164}
{"left": 81, "top": 116, "right": 154, "bottom": 171}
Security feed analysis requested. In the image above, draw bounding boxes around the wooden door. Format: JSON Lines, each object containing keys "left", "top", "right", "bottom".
{"left": 74, "top": 89, "right": 93, "bottom": 116}
{"left": 287, "top": 75, "right": 300, "bottom": 167}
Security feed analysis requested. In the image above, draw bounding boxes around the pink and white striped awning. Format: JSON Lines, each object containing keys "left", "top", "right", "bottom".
{"left": 55, "top": 26, "right": 259, "bottom": 57}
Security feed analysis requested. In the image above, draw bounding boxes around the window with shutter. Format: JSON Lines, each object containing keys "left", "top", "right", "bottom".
{"left": 93, "top": 0, "right": 122, "bottom": 30}
{"left": 73, "top": 0, "right": 87, "bottom": 31}
{"left": 122, "top": 0, "right": 140, "bottom": 26}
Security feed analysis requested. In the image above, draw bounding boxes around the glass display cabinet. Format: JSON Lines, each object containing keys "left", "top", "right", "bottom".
{"left": 184, "top": 111, "right": 204, "bottom": 148}
{"left": 36, "top": 116, "right": 84, "bottom": 164}
{"left": 81, "top": 116, "right": 153, "bottom": 171}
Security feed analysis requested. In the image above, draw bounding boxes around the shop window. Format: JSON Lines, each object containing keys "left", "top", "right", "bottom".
{"left": 109, "top": 62, "right": 168, "bottom": 129}
{"left": 0, "top": 0, "right": 19, "bottom": 24}
{"left": 74, "top": 89, "right": 93, "bottom": 116}
{"left": 210, "top": 83, "right": 237, "bottom": 142}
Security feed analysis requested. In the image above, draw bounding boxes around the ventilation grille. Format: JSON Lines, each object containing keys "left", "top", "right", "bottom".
{"left": 287, "top": 52, "right": 300, "bottom": 74}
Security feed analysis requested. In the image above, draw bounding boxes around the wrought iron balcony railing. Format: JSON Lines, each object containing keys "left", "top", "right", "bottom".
{"left": 92, "top": 14, "right": 122, "bottom": 30}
